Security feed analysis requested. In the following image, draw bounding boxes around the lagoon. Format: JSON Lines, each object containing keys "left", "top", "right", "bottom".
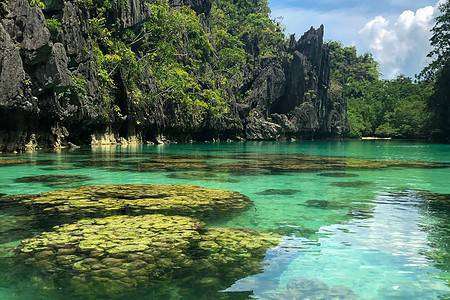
{"left": 0, "top": 140, "right": 449, "bottom": 299}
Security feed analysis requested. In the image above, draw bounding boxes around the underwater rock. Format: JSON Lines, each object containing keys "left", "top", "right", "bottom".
{"left": 0, "top": 159, "right": 59, "bottom": 167}
{"left": 304, "top": 200, "right": 331, "bottom": 209}
{"left": 39, "top": 165, "right": 79, "bottom": 171}
{"left": 166, "top": 171, "right": 240, "bottom": 183}
{"left": 0, "top": 159, "right": 28, "bottom": 166}
{"left": 2, "top": 184, "right": 252, "bottom": 219}
{"left": 261, "top": 277, "right": 357, "bottom": 300}
{"left": 302, "top": 199, "right": 345, "bottom": 210}
{"left": 330, "top": 181, "right": 373, "bottom": 188}
{"left": 137, "top": 158, "right": 210, "bottom": 172}
{"left": 16, "top": 215, "right": 279, "bottom": 295}
{"left": 417, "top": 190, "right": 450, "bottom": 204}
{"left": 213, "top": 154, "right": 450, "bottom": 174}
{"left": 317, "top": 172, "right": 359, "bottom": 178}
{"left": 273, "top": 225, "right": 317, "bottom": 238}
{"left": 255, "top": 189, "right": 301, "bottom": 196}
{"left": 70, "top": 153, "right": 450, "bottom": 175}
{"left": 14, "top": 174, "right": 91, "bottom": 187}
{"left": 72, "top": 159, "right": 124, "bottom": 170}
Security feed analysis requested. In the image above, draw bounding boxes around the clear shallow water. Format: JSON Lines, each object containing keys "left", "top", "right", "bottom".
{"left": 0, "top": 140, "right": 449, "bottom": 299}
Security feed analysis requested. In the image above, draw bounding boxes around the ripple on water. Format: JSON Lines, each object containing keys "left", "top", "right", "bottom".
{"left": 225, "top": 190, "right": 450, "bottom": 299}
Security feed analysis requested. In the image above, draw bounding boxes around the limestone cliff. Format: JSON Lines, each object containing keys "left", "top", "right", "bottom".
{"left": 0, "top": 0, "right": 347, "bottom": 152}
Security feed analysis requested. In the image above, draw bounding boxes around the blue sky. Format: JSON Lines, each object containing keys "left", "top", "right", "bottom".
{"left": 269, "top": 0, "right": 442, "bottom": 78}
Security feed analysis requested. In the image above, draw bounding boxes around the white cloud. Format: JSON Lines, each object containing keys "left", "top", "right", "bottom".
{"left": 358, "top": 3, "right": 440, "bottom": 78}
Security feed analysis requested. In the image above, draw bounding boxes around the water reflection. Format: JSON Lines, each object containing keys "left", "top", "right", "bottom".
{"left": 226, "top": 191, "right": 450, "bottom": 299}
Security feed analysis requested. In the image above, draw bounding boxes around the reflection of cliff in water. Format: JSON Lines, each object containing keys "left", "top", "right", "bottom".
{"left": 225, "top": 190, "right": 450, "bottom": 299}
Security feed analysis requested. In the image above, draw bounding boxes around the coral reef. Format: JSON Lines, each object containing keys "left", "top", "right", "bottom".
{"left": 16, "top": 215, "right": 279, "bottom": 295}
{"left": 2, "top": 184, "right": 252, "bottom": 219}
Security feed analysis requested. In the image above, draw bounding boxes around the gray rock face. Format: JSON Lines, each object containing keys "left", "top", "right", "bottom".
{"left": 60, "top": 1, "right": 87, "bottom": 58}
{"left": 0, "top": 0, "right": 72, "bottom": 151}
{"left": 110, "top": 0, "right": 152, "bottom": 29}
{"left": 0, "top": 23, "right": 28, "bottom": 109}
{"left": 34, "top": 43, "right": 71, "bottom": 88}
{"left": 3, "top": 0, "right": 51, "bottom": 64}
{"left": 245, "top": 109, "right": 281, "bottom": 140}
{"left": 244, "top": 25, "right": 347, "bottom": 139}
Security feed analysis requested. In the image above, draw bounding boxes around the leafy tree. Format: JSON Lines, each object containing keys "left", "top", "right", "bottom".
{"left": 345, "top": 77, "right": 432, "bottom": 138}
{"left": 422, "top": 0, "right": 450, "bottom": 140}
{"left": 421, "top": 0, "right": 450, "bottom": 80}
{"left": 327, "top": 41, "right": 379, "bottom": 85}
{"left": 329, "top": 41, "right": 434, "bottom": 139}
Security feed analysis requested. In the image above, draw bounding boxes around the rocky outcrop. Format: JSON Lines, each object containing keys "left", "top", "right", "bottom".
{"left": 0, "top": 0, "right": 73, "bottom": 151}
{"left": 0, "top": 0, "right": 347, "bottom": 152}
{"left": 243, "top": 25, "right": 347, "bottom": 140}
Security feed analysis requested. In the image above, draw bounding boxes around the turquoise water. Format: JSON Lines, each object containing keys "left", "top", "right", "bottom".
{"left": 0, "top": 140, "right": 449, "bottom": 299}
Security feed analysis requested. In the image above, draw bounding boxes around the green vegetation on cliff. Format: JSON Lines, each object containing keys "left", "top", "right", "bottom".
{"left": 49, "top": 0, "right": 285, "bottom": 134}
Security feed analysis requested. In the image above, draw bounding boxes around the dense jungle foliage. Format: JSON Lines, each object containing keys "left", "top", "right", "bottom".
{"left": 328, "top": 42, "right": 433, "bottom": 139}
{"left": 423, "top": 0, "right": 450, "bottom": 141}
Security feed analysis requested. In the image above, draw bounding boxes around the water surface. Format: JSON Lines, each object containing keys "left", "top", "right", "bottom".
{"left": 0, "top": 141, "right": 449, "bottom": 299}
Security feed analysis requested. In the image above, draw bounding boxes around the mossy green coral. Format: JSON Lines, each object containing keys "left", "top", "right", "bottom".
{"left": 16, "top": 215, "right": 279, "bottom": 295}
{"left": 131, "top": 154, "right": 450, "bottom": 174}
{"left": 3, "top": 184, "right": 252, "bottom": 219}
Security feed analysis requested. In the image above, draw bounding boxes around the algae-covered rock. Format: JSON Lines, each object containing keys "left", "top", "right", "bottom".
{"left": 0, "top": 159, "right": 28, "bottom": 166}
{"left": 213, "top": 154, "right": 450, "bottom": 174}
{"left": 16, "top": 215, "right": 279, "bottom": 295}
{"left": 196, "top": 228, "right": 279, "bottom": 281}
{"left": 317, "top": 172, "right": 359, "bottom": 178}
{"left": 14, "top": 174, "right": 91, "bottom": 187}
{"left": 3, "top": 184, "right": 252, "bottom": 219}
{"left": 0, "top": 159, "right": 58, "bottom": 167}
{"left": 255, "top": 189, "right": 301, "bottom": 196}
{"left": 137, "top": 158, "right": 210, "bottom": 172}
{"left": 330, "top": 181, "right": 373, "bottom": 188}
{"left": 166, "top": 171, "right": 240, "bottom": 183}
{"left": 17, "top": 215, "right": 201, "bottom": 291}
